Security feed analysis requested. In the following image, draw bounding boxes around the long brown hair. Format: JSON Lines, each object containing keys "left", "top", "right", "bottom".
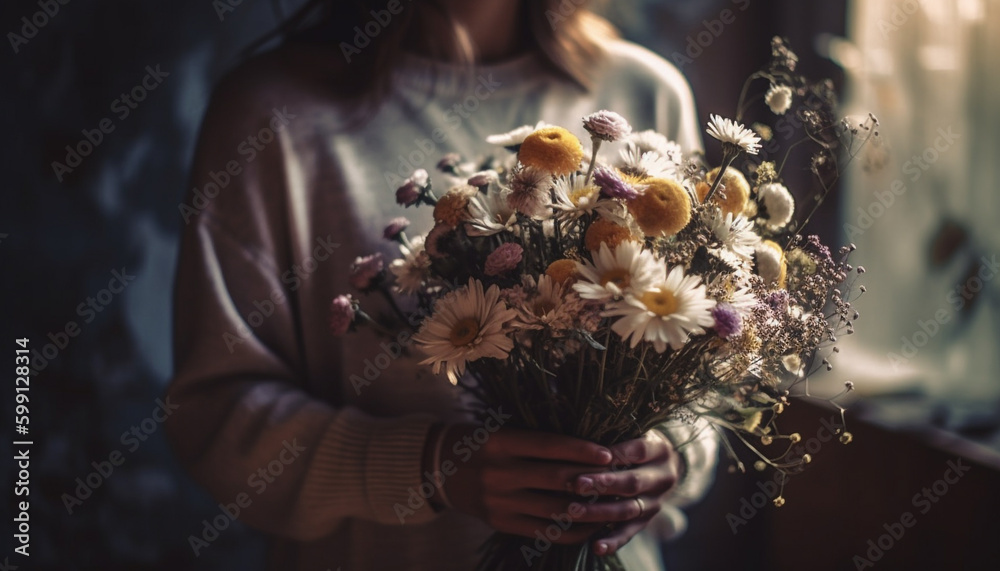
{"left": 249, "top": 0, "right": 617, "bottom": 108}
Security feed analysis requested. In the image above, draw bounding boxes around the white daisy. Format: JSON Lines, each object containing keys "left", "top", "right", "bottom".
{"left": 703, "top": 207, "right": 761, "bottom": 262}
{"left": 466, "top": 186, "right": 518, "bottom": 236}
{"left": 551, "top": 175, "right": 624, "bottom": 220}
{"left": 757, "top": 182, "right": 795, "bottom": 230}
{"left": 708, "top": 273, "right": 758, "bottom": 317}
{"left": 413, "top": 279, "right": 519, "bottom": 384}
{"left": 618, "top": 145, "right": 679, "bottom": 179}
{"left": 389, "top": 236, "right": 431, "bottom": 294}
{"left": 573, "top": 242, "right": 664, "bottom": 302}
{"left": 765, "top": 84, "right": 794, "bottom": 115}
{"left": 485, "top": 121, "right": 551, "bottom": 147}
{"left": 706, "top": 114, "right": 762, "bottom": 155}
{"left": 604, "top": 266, "right": 717, "bottom": 353}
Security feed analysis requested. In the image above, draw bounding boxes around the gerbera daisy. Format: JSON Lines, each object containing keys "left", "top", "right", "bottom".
{"left": 389, "top": 236, "right": 431, "bottom": 294}
{"left": 413, "top": 279, "right": 520, "bottom": 384}
{"left": 604, "top": 265, "right": 717, "bottom": 352}
{"left": 573, "top": 241, "right": 664, "bottom": 302}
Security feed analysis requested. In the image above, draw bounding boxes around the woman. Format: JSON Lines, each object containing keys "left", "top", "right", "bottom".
{"left": 167, "top": 1, "right": 717, "bottom": 569}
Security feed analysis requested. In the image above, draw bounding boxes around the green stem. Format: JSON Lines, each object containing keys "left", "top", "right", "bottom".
{"left": 584, "top": 137, "right": 603, "bottom": 185}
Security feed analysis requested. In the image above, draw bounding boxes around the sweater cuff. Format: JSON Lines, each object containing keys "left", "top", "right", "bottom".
{"left": 310, "top": 408, "right": 440, "bottom": 527}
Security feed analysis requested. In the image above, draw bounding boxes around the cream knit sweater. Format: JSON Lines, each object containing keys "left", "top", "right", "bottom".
{"left": 167, "top": 38, "right": 717, "bottom": 571}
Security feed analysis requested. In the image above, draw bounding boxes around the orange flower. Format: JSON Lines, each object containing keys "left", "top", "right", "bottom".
{"left": 433, "top": 186, "right": 475, "bottom": 228}
{"left": 545, "top": 259, "right": 579, "bottom": 284}
{"left": 697, "top": 167, "right": 750, "bottom": 217}
{"left": 584, "top": 217, "right": 633, "bottom": 251}
{"left": 518, "top": 127, "right": 584, "bottom": 176}
{"left": 627, "top": 178, "right": 691, "bottom": 237}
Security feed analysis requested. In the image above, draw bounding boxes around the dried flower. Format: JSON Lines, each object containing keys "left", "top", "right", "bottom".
{"left": 699, "top": 167, "right": 750, "bottom": 217}
{"left": 545, "top": 259, "right": 579, "bottom": 284}
{"left": 758, "top": 182, "right": 795, "bottom": 230}
{"left": 433, "top": 186, "right": 475, "bottom": 227}
{"left": 508, "top": 166, "right": 553, "bottom": 218}
{"left": 518, "top": 127, "right": 584, "bottom": 176}
{"left": 350, "top": 253, "right": 385, "bottom": 290}
{"left": 628, "top": 178, "right": 691, "bottom": 236}
{"left": 583, "top": 110, "right": 632, "bottom": 142}
{"left": 396, "top": 180, "right": 421, "bottom": 206}
{"left": 484, "top": 243, "right": 524, "bottom": 277}
{"left": 584, "top": 217, "right": 634, "bottom": 252}
{"left": 711, "top": 303, "right": 742, "bottom": 339}
{"left": 593, "top": 166, "right": 641, "bottom": 200}
{"left": 383, "top": 217, "right": 410, "bottom": 241}
{"left": 765, "top": 84, "right": 794, "bottom": 115}
{"left": 706, "top": 114, "right": 762, "bottom": 155}
{"left": 330, "top": 295, "right": 355, "bottom": 335}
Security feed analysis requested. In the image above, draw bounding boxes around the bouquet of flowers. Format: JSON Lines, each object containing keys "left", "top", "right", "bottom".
{"left": 331, "top": 38, "right": 879, "bottom": 571}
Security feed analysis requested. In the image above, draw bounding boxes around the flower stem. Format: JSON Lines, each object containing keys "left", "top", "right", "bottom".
{"left": 703, "top": 151, "right": 737, "bottom": 204}
{"left": 584, "top": 137, "right": 603, "bottom": 186}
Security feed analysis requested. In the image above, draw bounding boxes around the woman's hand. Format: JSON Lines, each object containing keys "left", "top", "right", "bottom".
{"left": 435, "top": 424, "right": 665, "bottom": 545}
{"left": 573, "top": 430, "right": 682, "bottom": 556}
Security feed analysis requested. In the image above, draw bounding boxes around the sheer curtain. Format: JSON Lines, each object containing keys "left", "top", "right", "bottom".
{"left": 836, "top": 0, "right": 1000, "bottom": 413}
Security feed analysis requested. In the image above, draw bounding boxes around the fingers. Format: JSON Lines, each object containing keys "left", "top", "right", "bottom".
{"left": 607, "top": 430, "right": 670, "bottom": 466}
{"left": 576, "top": 463, "right": 677, "bottom": 497}
{"left": 495, "top": 429, "right": 613, "bottom": 466}
{"left": 593, "top": 507, "right": 657, "bottom": 556}
{"left": 485, "top": 459, "right": 595, "bottom": 493}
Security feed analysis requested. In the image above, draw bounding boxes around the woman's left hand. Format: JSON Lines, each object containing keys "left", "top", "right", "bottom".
{"left": 572, "top": 430, "right": 682, "bottom": 556}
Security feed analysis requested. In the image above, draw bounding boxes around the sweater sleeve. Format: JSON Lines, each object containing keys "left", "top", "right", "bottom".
{"left": 165, "top": 63, "right": 440, "bottom": 542}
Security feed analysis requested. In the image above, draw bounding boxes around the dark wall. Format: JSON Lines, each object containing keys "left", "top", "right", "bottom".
{"left": 1, "top": 1, "right": 846, "bottom": 568}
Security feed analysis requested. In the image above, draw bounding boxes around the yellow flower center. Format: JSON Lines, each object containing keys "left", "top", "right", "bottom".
{"left": 533, "top": 299, "right": 556, "bottom": 316}
{"left": 449, "top": 317, "right": 481, "bottom": 347}
{"left": 600, "top": 269, "right": 631, "bottom": 290}
{"left": 640, "top": 289, "right": 679, "bottom": 316}
{"left": 569, "top": 186, "right": 597, "bottom": 207}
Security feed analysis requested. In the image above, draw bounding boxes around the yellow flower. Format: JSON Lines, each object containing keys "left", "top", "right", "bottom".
{"left": 627, "top": 177, "right": 691, "bottom": 237}
{"left": 697, "top": 166, "right": 750, "bottom": 217}
{"left": 584, "top": 217, "right": 634, "bottom": 251}
{"left": 757, "top": 239, "right": 787, "bottom": 288}
{"left": 518, "top": 127, "right": 584, "bottom": 176}
{"left": 433, "top": 186, "right": 475, "bottom": 228}
{"left": 545, "top": 259, "right": 579, "bottom": 285}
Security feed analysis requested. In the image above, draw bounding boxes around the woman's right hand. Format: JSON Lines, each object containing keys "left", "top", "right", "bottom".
{"left": 430, "top": 423, "right": 649, "bottom": 544}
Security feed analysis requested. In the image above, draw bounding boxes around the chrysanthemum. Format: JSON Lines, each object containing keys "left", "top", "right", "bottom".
{"left": 413, "top": 279, "right": 519, "bottom": 384}
{"left": 765, "top": 84, "right": 794, "bottom": 115}
{"left": 582, "top": 110, "right": 632, "bottom": 142}
{"left": 329, "top": 295, "right": 356, "bottom": 336}
{"left": 584, "top": 217, "right": 634, "bottom": 252}
{"left": 697, "top": 167, "right": 750, "bottom": 217}
{"left": 706, "top": 114, "right": 762, "bottom": 155}
{"left": 703, "top": 208, "right": 760, "bottom": 262}
{"left": 518, "top": 127, "right": 584, "bottom": 176}
{"left": 573, "top": 241, "right": 664, "bottom": 302}
{"left": 467, "top": 186, "right": 518, "bottom": 236}
{"left": 507, "top": 166, "right": 553, "bottom": 218}
{"left": 604, "top": 265, "right": 717, "bottom": 352}
{"left": 627, "top": 177, "right": 692, "bottom": 237}
{"left": 757, "top": 182, "right": 795, "bottom": 230}
{"left": 484, "top": 242, "right": 523, "bottom": 277}
{"left": 390, "top": 236, "right": 431, "bottom": 294}
{"left": 433, "top": 185, "right": 476, "bottom": 227}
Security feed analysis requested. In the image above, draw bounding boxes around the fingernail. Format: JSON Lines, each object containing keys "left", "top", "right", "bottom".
{"left": 595, "top": 542, "right": 608, "bottom": 555}
{"left": 598, "top": 450, "right": 613, "bottom": 464}
{"left": 577, "top": 476, "right": 594, "bottom": 492}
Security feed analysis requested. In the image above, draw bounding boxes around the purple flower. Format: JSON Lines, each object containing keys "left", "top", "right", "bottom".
{"left": 583, "top": 110, "right": 633, "bottom": 142}
{"left": 593, "top": 167, "right": 640, "bottom": 200}
{"left": 396, "top": 181, "right": 420, "bottom": 206}
{"left": 350, "top": 253, "right": 385, "bottom": 290}
{"left": 383, "top": 217, "right": 410, "bottom": 241}
{"left": 711, "top": 303, "right": 742, "bottom": 339}
{"left": 437, "top": 153, "right": 462, "bottom": 172}
{"left": 765, "top": 291, "right": 789, "bottom": 313}
{"left": 330, "top": 295, "right": 355, "bottom": 336}
{"left": 484, "top": 243, "right": 524, "bottom": 277}
{"left": 467, "top": 170, "right": 497, "bottom": 188}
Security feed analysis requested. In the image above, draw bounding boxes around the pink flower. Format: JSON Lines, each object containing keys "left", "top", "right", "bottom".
{"left": 350, "top": 253, "right": 385, "bottom": 290}
{"left": 383, "top": 217, "right": 410, "bottom": 240}
{"left": 396, "top": 181, "right": 420, "bottom": 206}
{"left": 484, "top": 243, "right": 524, "bottom": 277}
{"left": 330, "top": 295, "right": 355, "bottom": 335}
{"left": 583, "top": 110, "right": 632, "bottom": 142}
